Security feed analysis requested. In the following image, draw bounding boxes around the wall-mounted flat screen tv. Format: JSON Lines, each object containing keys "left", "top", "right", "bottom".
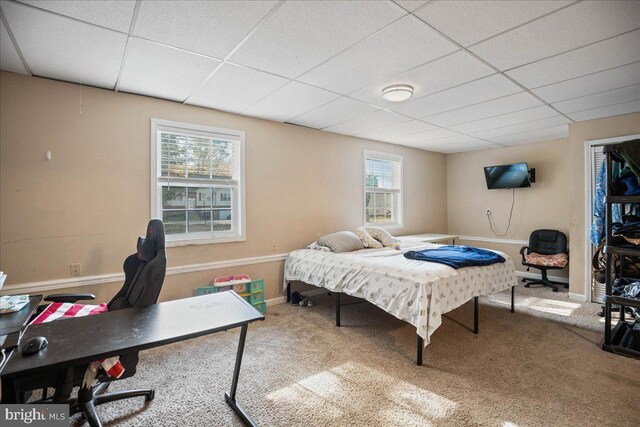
{"left": 484, "top": 162, "right": 531, "bottom": 190}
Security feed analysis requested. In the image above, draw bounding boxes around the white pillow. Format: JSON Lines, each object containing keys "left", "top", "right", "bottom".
{"left": 363, "top": 226, "right": 398, "bottom": 247}
{"left": 356, "top": 228, "right": 383, "bottom": 248}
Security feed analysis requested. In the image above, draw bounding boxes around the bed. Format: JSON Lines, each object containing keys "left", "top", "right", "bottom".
{"left": 283, "top": 236, "right": 519, "bottom": 365}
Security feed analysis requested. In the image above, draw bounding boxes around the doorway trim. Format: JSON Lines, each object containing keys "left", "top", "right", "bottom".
{"left": 584, "top": 134, "right": 640, "bottom": 302}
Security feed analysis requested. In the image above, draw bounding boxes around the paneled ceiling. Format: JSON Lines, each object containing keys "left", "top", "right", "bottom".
{"left": 1, "top": 0, "right": 639, "bottom": 153}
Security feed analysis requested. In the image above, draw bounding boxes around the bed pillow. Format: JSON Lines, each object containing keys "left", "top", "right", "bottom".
{"left": 356, "top": 227, "right": 383, "bottom": 248}
{"left": 363, "top": 226, "right": 398, "bottom": 247}
{"left": 318, "top": 231, "right": 365, "bottom": 253}
{"left": 307, "top": 241, "right": 331, "bottom": 252}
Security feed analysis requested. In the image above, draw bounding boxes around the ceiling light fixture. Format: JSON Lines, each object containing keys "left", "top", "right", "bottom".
{"left": 382, "top": 84, "right": 414, "bottom": 102}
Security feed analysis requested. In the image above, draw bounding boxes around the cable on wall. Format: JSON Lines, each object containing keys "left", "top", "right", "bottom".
{"left": 487, "top": 188, "right": 516, "bottom": 237}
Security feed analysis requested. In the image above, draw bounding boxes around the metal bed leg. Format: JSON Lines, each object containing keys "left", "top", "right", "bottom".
{"left": 335, "top": 292, "right": 341, "bottom": 327}
{"left": 417, "top": 334, "right": 423, "bottom": 366}
{"left": 474, "top": 296, "right": 479, "bottom": 334}
{"left": 225, "top": 324, "right": 258, "bottom": 427}
{"left": 511, "top": 286, "right": 515, "bottom": 313}
{"left": 286, "top": 282, "right": 291, "bottom": 303}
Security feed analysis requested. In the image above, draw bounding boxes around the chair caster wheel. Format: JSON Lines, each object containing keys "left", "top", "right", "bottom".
{"left": 146, "top": 390, "right": 155, "bottom": 402}
{"left": 552, "top": 287, "right": 558, "bottom": 292}
{"left": 524, "top": 284, "right": 530, "bottom": 288}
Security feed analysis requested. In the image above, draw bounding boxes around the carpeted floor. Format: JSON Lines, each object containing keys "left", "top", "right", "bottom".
{"left": 72, "top": 285, "right": 640, "bottom": 427}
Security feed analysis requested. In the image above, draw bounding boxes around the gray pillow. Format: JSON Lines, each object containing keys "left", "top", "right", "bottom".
{"left": 318, "top": 231, "right": 365, "bottom": 253}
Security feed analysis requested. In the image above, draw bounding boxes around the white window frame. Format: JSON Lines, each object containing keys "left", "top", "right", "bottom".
{"left": 150, "top": 119, "right": 246, "bottom": 246}
{"left": 363, "top": 149, "right": 403, "bottom": 229}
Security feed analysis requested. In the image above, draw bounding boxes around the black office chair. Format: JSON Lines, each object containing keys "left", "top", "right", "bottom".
{"left": 520, "top": 229, "right": 569, "bottom": 292}
{"left": 25, "top": 219, "right": 167, "bottom": 426}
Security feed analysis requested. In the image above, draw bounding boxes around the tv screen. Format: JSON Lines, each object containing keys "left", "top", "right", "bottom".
{"left": 484, "top": 162, "right": 531, "bottom": 190}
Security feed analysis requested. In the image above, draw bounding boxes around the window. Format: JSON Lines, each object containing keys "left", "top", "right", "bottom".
{"left": 151, "top": 119, "right": 245, "bottom": 245}
{"left": 364, "top": 150, "right": 403, "bottom": 228}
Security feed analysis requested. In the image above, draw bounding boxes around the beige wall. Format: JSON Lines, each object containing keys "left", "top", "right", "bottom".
{"left": 447, "top": 138, "right": 571, "bottom": 278}
{"left": 0, "top": 72, "right": 447, "bottom": 301}
{"left": 447, "top": 112, "right": 640, "bottom": 296}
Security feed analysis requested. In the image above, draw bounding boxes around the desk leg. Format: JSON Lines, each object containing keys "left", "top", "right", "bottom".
{"left": 225, "top": 324, "right": 259, "bottom": 427}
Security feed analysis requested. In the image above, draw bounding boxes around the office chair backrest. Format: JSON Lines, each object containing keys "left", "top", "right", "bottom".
{"left": 108, "top": 219, "right": 167, "bottom": 311}
{"left": 528, "top": 229, "right": 568, "bottom": 255}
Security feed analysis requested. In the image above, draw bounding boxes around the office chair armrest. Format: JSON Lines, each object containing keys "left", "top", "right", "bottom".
{"left": 44, "top": 293, "right": 96, "bottom": 303}
{"left": 519, "top": 246, "right": 529, "bottom": 263}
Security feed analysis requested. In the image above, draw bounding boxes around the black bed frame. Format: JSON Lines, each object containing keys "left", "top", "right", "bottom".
{"left": 286, "top": 282, "right": 516, "bottom": 366}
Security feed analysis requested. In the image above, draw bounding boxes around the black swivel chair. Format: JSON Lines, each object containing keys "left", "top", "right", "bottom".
{"left": 24, "top": 219, "right": 167, "bottom": 427}
{"left": 520, "top": 229, "right": 569, "bottom": 292}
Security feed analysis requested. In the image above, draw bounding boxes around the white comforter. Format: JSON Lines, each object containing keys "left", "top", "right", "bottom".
{"left": 283, "top": 238, "right": 518, "bottom": 345}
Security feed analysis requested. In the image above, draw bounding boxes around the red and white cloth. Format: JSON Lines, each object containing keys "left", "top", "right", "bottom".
{"left": 30, "top": 302, "right": 125, "bottom": 380}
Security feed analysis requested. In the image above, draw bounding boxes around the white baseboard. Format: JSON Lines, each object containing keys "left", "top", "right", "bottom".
{"left": 2, "top": 253, "right": 288, "bottom": 295}
{"left": 458, "top": 235, "right": 529, "bottom": 246}
{"left": 568, "top": 293, "right": 588, "bottom": 302}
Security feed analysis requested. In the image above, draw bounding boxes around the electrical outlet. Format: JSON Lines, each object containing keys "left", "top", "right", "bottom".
{"left": 271, "top": 241, "right": 277, "bottom": 252}
{"left": 70, "top": 263, "right": 81, "bottom": 277}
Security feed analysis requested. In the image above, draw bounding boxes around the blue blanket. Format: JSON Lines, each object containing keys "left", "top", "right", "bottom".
{"left": 403, "top": 245, "right": 505, "bottom": 269}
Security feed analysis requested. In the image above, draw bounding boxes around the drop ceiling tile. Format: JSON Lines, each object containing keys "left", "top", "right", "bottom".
{"left": 242, "top": 81, "right": 340, "bottom": 122}
{"left": 568, "top": 100, "right": 640, "bottom": 122}
{"left": 414, "top": 0, "right": 572, "bottom": 47}
{"left": 135, "top": 1, "right": 278, "bottom": 59}
{"left": 552, "top": 85, "right": 640, "bottom": 114}
{"left": 422, "top": 139, "right": 498, "bottom": 154}
{"left": 470, "top": 1, "right": 640, "bottom": 70}
{"left": 299, "top": 15, "right": 458, "bottom": 94}
{"left": 2, "top": 1, "right": 127, "bottom": 89}
{"left": 229, "top": 1, "right": 404, "bottom": 78}
{"left": 186, "top": 63, "right": 288, "bottom": 113}
{"left": 531, "top": 62, "right": 640, "bottom": 103}
{"left": 18, "top": 0, "right": 136, "bottom": 32}
{"left": 118, "top": 38, "right": 220, "bottom": 102}
{"left": 450, "top": 105, "right": 559, "bottom": 134}
{"left": 350, "top": 51, "right": 495, "bottom": 108}
{"left": 490, "top": 125, "right": 569, "bottom": 145}
{"left": 425, "top": 92, "right": 543, "bottom": 127}
{"left": 393, "top": 128, "right": 462, "bottom": 145}
{"left": 427, "top": 134, "right": 488, "bottom": 146}
{"left": 393, "top": 1, "right": 430, "bottom": 13}
{"left": 506, "top": 30, "right": 640, "bottom": 89}
{"left": 324, "top": 110, "right": 410, "bottom": 136}
{"left": 355, "top": 120, "right": 438, "bottom": 142}
{"left": 472, "top": 116, "right": 571, "bottom": 140}
{"left": 288, "top": 97, "right": 378, "bottom": 129}
{"left": 0, "top": 20, "right": 27, "bottom": 75}
{"left": 392, "top": 74, "right": 522, "bottom": 118}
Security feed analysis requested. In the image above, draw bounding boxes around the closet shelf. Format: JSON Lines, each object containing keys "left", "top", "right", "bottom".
{"left": 602, "top": 141, "right": 640, "bottom": 361}
{"left": 606, "top": 195, "right": 640, "bottom": 204}
{"left": 602, "top": 320, "right": 640, "bottom": 360}
{"left": 606, "top": 295, "right": 640, "bottom": 310}
{"left": 603, "top": 245, "right": 640, "bottom": 257}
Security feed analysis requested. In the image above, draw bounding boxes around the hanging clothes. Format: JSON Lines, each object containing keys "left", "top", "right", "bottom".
{"left": 618, "top": 139, "right": 640, "bottom": 179}
{"left": 591, "top": 159, "right": 622, "bottom": 246}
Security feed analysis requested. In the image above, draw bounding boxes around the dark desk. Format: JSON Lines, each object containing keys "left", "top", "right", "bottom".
{"left": 0, "top": 295, "right": 43, "bottom": 337}
{"left": 1, "top": 291, "right": 264, "bottom": 426}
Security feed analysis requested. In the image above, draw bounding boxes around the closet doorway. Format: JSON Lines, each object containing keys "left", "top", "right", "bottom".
{"left": 585, "top": 134, "right": 640, "bottom": 303}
